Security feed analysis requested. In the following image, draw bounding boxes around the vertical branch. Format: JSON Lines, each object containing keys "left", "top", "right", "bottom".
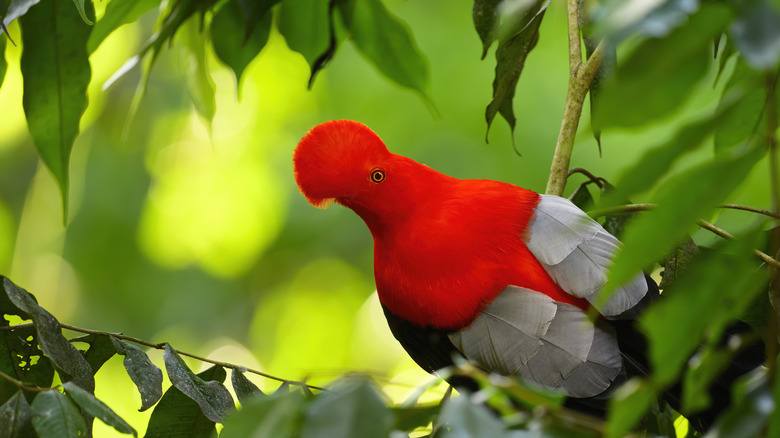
{"left": 766, "top": 70, "right": 780, "bottom": 378}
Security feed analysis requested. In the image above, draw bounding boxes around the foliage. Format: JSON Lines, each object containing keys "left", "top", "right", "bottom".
{"left": 1, "top": 0, "right": 780, "bottom": 436}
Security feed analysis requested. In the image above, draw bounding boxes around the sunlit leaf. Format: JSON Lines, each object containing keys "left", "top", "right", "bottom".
{"left": 87, "top": 0, "right": 160, "bottom": 53}
{"left": 19, "top": 0, "right": 93, "bottom": 220}
{"left": 2, "top": 277, "right": 94, "bottom": 393}
{"left": 277, "top": 0, "right": 330, "bottom": 73}
{"left": 392, "top": 404, "right": 440, "bottom": 432}
{"left": 230, "top": 367, "right": 263, "bottom": 403}
{"left": 220, "top": 389, "right": 305, "bottom": 438}
{"left": 606, "top": 379, "right": 656, "bottom": 438}
{"left": 0, "top": 391, "right": 34, "bottom": 438}
{"left": 210, "top": 0, "right": 272, "bottom": 90}
{"left": 145, "top": 365, "right": 226, "bottom": 438}
{"left": 705, "top": 370, "right": 774, "bottom": 438}
{"left": 163, "top": 345, "right": 234, "bottom": 423}
{"left": 485, "top": 0, "right": 547, "bottom": 138}
{"left": 338, "top": 0, "right": 431, "bottom": 99}
{"left": 730, "top": 0, "right": 780, "bottom": 70}
{"left": 300, "top": 379, "right": 393, "bottom": 438}
{"left": 639, "top": 234, "right": 767, "bottom": 385}
{"left": 62, "top": 381, "right": 137, "bottom": 436}
{"left": 595, "top": 4, "right": 732, "bottom": 129}
{"left": 437, "top": 393, "right": 509, "bottom": 437}
{"left": 472, "top": 0, "right": 500, "bottom": 59}
{"left": 111, "top": 337, "right": 163, "bottom": 411}
{"left": 178, "top": 16, "right": 216, "bottom": 126}
{"left": 70, "top": 333, "right": 117, "bottom": 374}
{"left": 30, "top": 389, "right": 87, "bottom": 438}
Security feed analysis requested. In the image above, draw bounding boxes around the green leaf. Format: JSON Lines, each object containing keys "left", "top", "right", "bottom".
{"left": 681, "top": 347, "right": 732, "bottom": 413}
{"left": 237, "top": 0, "right": 279, "bottom": 40}
{"left": 62, "top": 381, "right": 137, "bottom": 436}
{"left": 604, "top": 145, "right": 765, "bottom": 297}
{"left": 178, "top": 16, "right": 216, "bottom": 126}
{"left": 0, "top": 391, "right": 35, "bottom": 438}
{"left": 706, "top": 370, "right": 773, "bottom": 438}
{"left": 30, "top": 389, "right": 87, "bottom": 438}
{"left": 19, "top": 0, "right": 93, "bottom": 221}
{"left": 69, "top": 0, "right": 92, "bottom": 25}
{"left": 70, "top": 333, "right": 117, "bottom": 374}
{"left": 568, "top": 182, "right": 595, "bottom": 211}
{"left": 658, "top": 236, "right": 700, "bottom": 291}
{"left": 0, "top": 322, "right": 55, "bottom": 403}
{"left": 639, "top": 234, "right": 767, "bottom": 385}
{"left": 0, "top": 36, "right": 6, "bottom": 90}
{"left": 768, "top": 354, "right": 780, "bottom": 437}
{"left": 472, "top": 0, "right": 500, "bottom": 59}
{"left": 595, "top": 4, "right": 733, "bottom": 129}
{"left": 277, "top": 0, "right": 330, "bottom": 72}
{"left": 437, "top": 393, "right": 509, "bottom": 437}
{"left": 606, "top": 379, "right": 656, "bottom": 438}
{"left": 87, "top": 0, "right": 160, "bottom": 53}
{"left": 230, "top": 367, "right": 263, "bottom": 403}
{"left": 595, "top": 0, "right": 701, "bottom": 42}
{"left": 2, "top": 277, "right": 94, "bottom": 393}
{"left": 485, "top": 0, "right": 547, "bottom": 138}
{"left": 300, "top": 379, "right": 393, "bottom": 438}
{"left": 338, "top": 0, "right": 431, "bottom": 99}
{"left": 111, "top": 338, "right": 163, "bottom": 411}
{"left": 2, "top": 0, "right": 40, "bottom": 32}
{"left": 730, "top": 0, "right": 780, "bottom": 70}
{"left": 145, "top": 365, "right": 227, "bottom": 438}
{"left": 580, "top": 2, "right": 616, "bottom": 153}
{"left": 220, "top": 389, "right": 305, "bottom": 438}
{"left": 392, "top": 404, "right": 440, "bottom": 432}
{"left": 210, "top": 0, "right": 272, "bottom": 89}
{"left": 163, "top": 345, "right": 234, "bottom": 423}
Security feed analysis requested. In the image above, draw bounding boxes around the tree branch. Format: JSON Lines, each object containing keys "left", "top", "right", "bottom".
{"left": 0, "top": 369, "right": 56, "bottom": 393}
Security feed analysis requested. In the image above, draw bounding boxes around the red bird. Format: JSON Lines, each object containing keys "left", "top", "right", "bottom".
{"left": 293, "top": 120, "right": 761, "bottom": 425}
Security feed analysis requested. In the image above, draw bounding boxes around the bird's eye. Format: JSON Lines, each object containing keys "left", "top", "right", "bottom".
{"left": 370, "top": 169, "right": 386, "bottom": 183}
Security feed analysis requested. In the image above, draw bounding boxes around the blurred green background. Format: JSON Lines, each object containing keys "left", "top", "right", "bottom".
{"left": 0, "top": 0, "right": 773, "bottom": 435}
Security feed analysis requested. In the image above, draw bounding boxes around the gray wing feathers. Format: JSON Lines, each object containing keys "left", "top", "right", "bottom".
{"left": 528, "top": 195, "right": 647, "bottom": 317}
{"left": 449, "top": 287, "right": 622, "bottom": 398}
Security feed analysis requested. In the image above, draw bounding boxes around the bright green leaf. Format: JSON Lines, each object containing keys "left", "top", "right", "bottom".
{"left": 0, "top": 391, "right": 34, "bottom": 438}
{"left": 0, "top": 36, "right": 6, "bottom": 89}
{"left": 19, "top": 0, "right": 92, "bottom": 221}
{"left": 63, "top": 381, "right": 137, "bottom": 436}
{"left": 177, "top": 16, "right": 216, "bottom": 127}
{"left": 220, "top": 390, "right": 305, "bottom": 438}
{"left": 163, "top": 345, "right": 234, "bottom": 423}
{"left": 606, "top": 379, "right": 656, "bottom": 438}
{"left": 301, "top": 379, "right": 393, "bottom": 438}
{"left": 277, "top": 0, "right": 330, "bottom": 71}
{"left": 30, "top": 390, "right": 87, "bottom": 438}
{"left": 87, "top": 0, "right": 160, "bottom": 53}
{"left": 2, "top": 277, "right": 94, "bottom": 393}
{"left": 230, "top": 367, "right": 263, "bottom": 403}
{"left": 595, "top": 4, "right": 733, "bottom": 129}
{"left": 210, "top": 0, "right": 272, "bottom": 90}
{"left": 111, "top": 337, "right": 163, "bottom": 411}
{"left": 144, "top": 365, "right": 226, "bottom": 438}
{"left": 338, "top": 0, "right": 431, "bottom": 100}
{"left": 731, "top": 0, "right": 780, "bottom": 70}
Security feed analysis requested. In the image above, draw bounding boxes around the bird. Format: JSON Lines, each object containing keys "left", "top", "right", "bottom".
{"left": 292, "top": 119, "right": 764, "bottom": 429}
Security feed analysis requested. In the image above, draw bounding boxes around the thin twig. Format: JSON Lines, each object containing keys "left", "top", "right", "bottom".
{"left": 0, "top": 369, "right": 56, "bottom": 393}
{"left": 567, "top": 167, "right": 606, "bottom": 188}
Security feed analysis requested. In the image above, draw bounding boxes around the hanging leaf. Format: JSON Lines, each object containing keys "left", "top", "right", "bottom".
{"left": 472, "top": 0, "right": 500, "bottom": 59}
{"left": 0, "top": 323, "right": 55, "bottom": 402}
{"left": 111, "top": 337, "right": 163, "bottom": 411}
{"left": 70, "top": 333, "right": 117, "bottom": 374}
{"left": 210, "top": 0, "right": 272, "bottom": 90}
{"left": 178, "top": 16, "right": 216, "bottom": 127}
{"left": 237, "top": 0, "right": 280, "bottom": 40}
{"left": 220, "top": 389, "right": 305, "bottom": 438}
{"left": 62, "top": 382, "right": 137, "bottom": 436}
{"left": 19, "top": 0, "right": 93, "bottom": 221}
{"left": 163, "top": 345, "right": 234, "bottom": 423}
{"left": 0, "top": 391, "right": 35, "bottom": 438}
{"left": 484, "top": 0, "right": 548, "bottom": 140}
{"left": 337, "top": 0, "right": 431, "bottom": 100}
{"left": 87, "top": 0, "right": 160, "bottom": 53}
{"left": 300, "top": 379, "right": 393, "bottom": 438}
{"left": 69, "top": 0, "right": 92, "bottom": 25}
{"left": 230, "top": 367, "right": 263, "bottom": 403}
{"left": 30, "top": 389, "right": 87, "bottom": 438}
{"left": 277, "top": 0, "right": 330, "bottom": 74}
{"left": 145, "top": 365, "right": 227, "bottom": 438}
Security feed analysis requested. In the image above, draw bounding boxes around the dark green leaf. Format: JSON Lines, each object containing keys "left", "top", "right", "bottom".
{"left": 30, "top": 389, "right": 87, "bottom": 438}
{"left": 338, "top": 0, "right": 431, "bottom": 99}
{"left": 163, "top": 345, "right": 234, "bottom": 423}
{"left": 0, "top": 324, "right": 55, "bottom": 403}
{"left": 144, "top": 365, "right": 226, "bottom": 438}
{"left": 220, "top": 390, "right": 305, "bottom": 438}
{"left": 19, "top": 0, "right": 93, "bottom": 221}
{"left": 178, "top": 16, "right": 216, "bottom": 125}
{"left": 472, "top": 0, "right": 500, "bottom": 59}
{"left": 277, "top": 0, "right": 330, "bottom": 72}
{"left": 485, "top": 0, "right": 547, "bottom": 138}
{"left": 595, "top": 4, "right": 733, "bottom": 129}
{"left": 731, "top": 0, "right": 780, "bottom": 70}
{"left": 606, "top": 379, "right": 656, "bottom": 438}
{"left": 70, "top": 333, "right": 117, "bottom": 374}
{"left": 392, "top": 404, "right": 440, "bottom": 432}
{"left": 69, "top": 0, "right": 92, "bottom": 25}
{"left": 605, "top": 145, "right": 764, "bottom": 302}
{"left": 3, "top": 277, "right": 94, "bottom": 393}
{"left": 437, "top": 393, "right": 509, "bottom": 437}
{"left": 645, "top": 401, "right": 677, "bottom": 438}
{"left": 639, "top": 234, "right": 767, "bottom": 385}
{"left": 768, "top": 354, "right": 780, "bottom": 437}
{"left": 580, "top": 1, "right": 616, "bottom": 152}
{"left": 0, "top": 391, "right": 34, "bottom": 438}
{"left": 62, "top": 381, "right": 137, "bottom": 436}
{"left": 300, "top": 379, "right": 393, "bottom": 438}
{"left": 568, "top": 182, "right": 595, "bottom": 211}
{"left": 237, "top": 0, "right": 279, "bottom": 39}
{"left": 87, "top": 0, "right": 160, "bottom": 53}
{"left": 658, "top": 236, "right": 700, "bottom": 290}
{"left": 111, "top": 338, "right": 162, "bottom": 411}
{"left": 230, "top": 367, "right": 263, "bottom": 403}
{"left": 0, "top": 36, "right": 6, "bottom": 89}
{"left": 707, "top": 370, "right": 773, "bottom": 438}
{"left": 681, "top": 347, "right": 732, "bottom": 413}
{"left": 210, "top": 0, "right": 271, "bottom": 88}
